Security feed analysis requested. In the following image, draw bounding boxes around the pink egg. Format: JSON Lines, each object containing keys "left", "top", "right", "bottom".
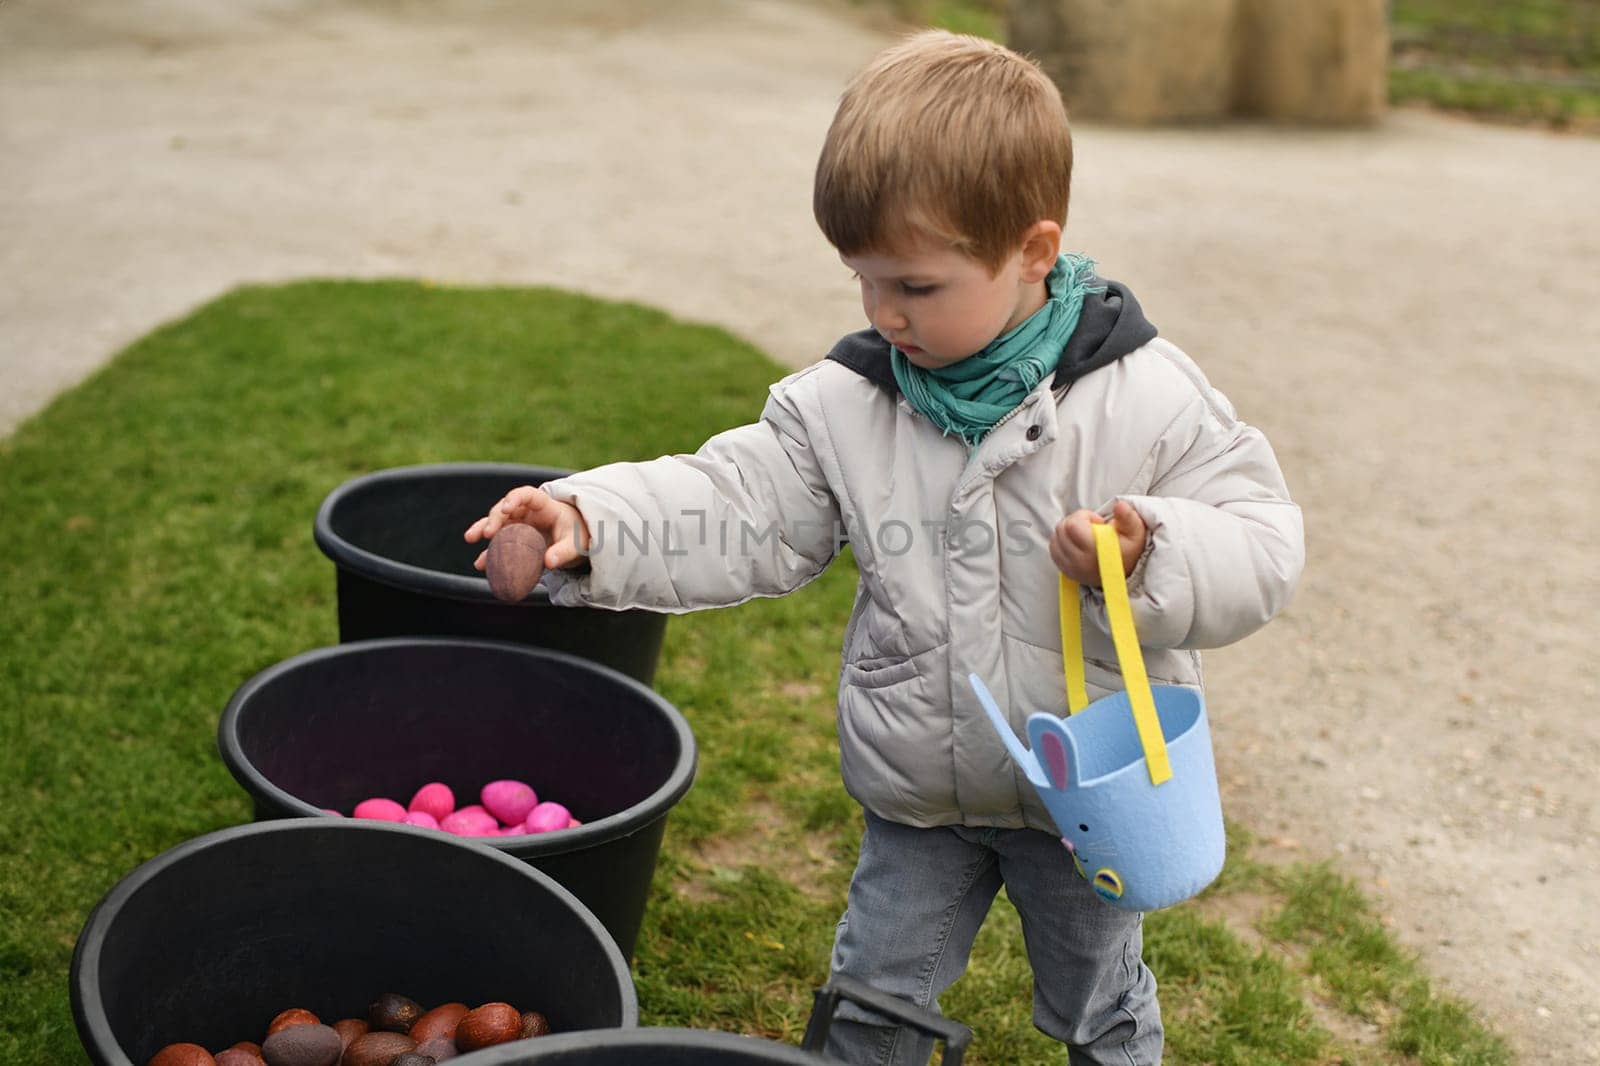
{"left": 440, "top": 808, "right": 499, "bottom": 836}
{"left": 322, "top": 808, "right": 344, "bottom": 817}
{"left": 409, "top": 781, "right": 455, "bottom": 821}
{"left": 567, "top": 816, "right": 583, "bottom": 828}
{"left": 523, "top": 802, "right": 571, "bottom": 834}
{"left": 353, "top": 797, "right": 407, "bottom": 822}
{"left": 404, "top": 811, "right": 440, "bottom": 830}
{"left": 481, "top": 779, "right": 539, "bottom": 826}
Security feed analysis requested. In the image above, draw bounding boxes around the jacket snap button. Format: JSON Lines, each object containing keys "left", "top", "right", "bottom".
{"left": 1026, "top": 425, "right": 1042, "bottom": 441}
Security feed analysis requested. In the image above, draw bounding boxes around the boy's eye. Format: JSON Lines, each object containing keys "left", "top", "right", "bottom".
{"left": 901, "top": 283, "right": 937, "bottom": 297}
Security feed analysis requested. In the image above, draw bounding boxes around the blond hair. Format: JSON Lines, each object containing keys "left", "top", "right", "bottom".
{"left": 814, "top": 30, "right": 1073, "bottom": 273}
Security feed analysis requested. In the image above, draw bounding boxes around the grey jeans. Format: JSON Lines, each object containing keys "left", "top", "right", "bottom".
{"left": 825, "top": 810, "right": 1163, "bottom": 1065}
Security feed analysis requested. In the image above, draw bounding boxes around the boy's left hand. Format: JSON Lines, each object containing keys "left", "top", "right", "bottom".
{"left": 1049, "top": 500, "right": 1148, "bottom": 586}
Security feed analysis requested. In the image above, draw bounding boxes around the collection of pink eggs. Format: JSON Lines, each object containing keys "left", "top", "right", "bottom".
{"left": 328, "top": 780, "right": 581, "bottom": 837}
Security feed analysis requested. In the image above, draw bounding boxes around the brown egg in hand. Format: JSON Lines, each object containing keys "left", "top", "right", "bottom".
{"left": 485, "top": 523, "right": 548, "bottom": 602}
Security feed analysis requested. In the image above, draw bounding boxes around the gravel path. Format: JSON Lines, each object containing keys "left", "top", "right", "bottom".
{"left": 4, "top": 1, "right": 1598, "bottom": 1061}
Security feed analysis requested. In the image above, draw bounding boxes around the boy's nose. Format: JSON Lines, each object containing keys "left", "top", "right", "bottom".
{"left": 871, "top": 304, "right": 909, "bottom": 333}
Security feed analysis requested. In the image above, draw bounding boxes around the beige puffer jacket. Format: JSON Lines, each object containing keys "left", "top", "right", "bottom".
{"left": 542, "top": 284, "right": 1303, "bottom": 831}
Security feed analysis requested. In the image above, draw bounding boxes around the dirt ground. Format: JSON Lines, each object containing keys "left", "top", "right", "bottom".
{"left": 2, "top": 1, "right": 1597, "bottom": 1061}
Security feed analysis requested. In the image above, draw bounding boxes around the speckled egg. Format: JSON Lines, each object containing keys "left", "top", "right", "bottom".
{"left": 413, "top": 1037, "right": 456, "bottom": 1061}
{"left": 331, "top": 1019, "right": 368, "bottom": 1052}
{"left": 214, "top": 1049, "right": 265, "bottom": 1066}
{"left": 261, "top": 1023, "right": 341, "bottom": 1066}
{"left": 455, "top": 1003, "right": 521, "bottom": 1052}
{"left": 339, "top": 1031, "right": 416, "bottom": 1066}
{"left": 147, "top": 1044, "right": 216, "bottom": 1066}
{"left": 269, "top": 1011, "right": 320, "bottom": 1038}
{"left": 407, "top": 1002, "right": 467, "bottom": 1045}
{"left": 368, "top": 992, "right": 424, "bottom": 1033}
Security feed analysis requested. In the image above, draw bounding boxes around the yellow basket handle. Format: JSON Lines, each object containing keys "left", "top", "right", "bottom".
{"left": 1058, "top": 522, "right": 1172, "bottom": 786}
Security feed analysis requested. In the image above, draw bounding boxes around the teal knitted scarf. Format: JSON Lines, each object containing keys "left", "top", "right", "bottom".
{"left": 891, "top": 253, "right": 1102, "bottom": 447}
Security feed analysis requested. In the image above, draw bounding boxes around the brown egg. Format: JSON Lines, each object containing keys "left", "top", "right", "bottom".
{"left": 262, "top": 1022, "right": 341, "bottom": 1066}
{"left": 454, "top": 1003, "right": 521, "bottom": 1052}
{"left": 340, "top": 1031, "right": 416, "bottom": 1066}
{"left": 413, "top": 1037, "right": 457, "bottom": 1061}
{"left": 215, "top": 1050, "right": 265, "bottom": 1066}
{"left": 485, "top": 523, "right": 548, "bottom": 602}
{"left": 407, "top": 1002, "right": 468, "bottom": 1044}
{"left": 148, "top": 1045, "right": 216, "bottom": 1066}
{"left": 367, "top": 992, "right": 424, "bottom": 1033}
{"left": 519, "top": 1011, "right": 551, "bottom": 1038}
{"left": 331, "top": 1019, "right": 369, "bottom": 1053}
{"left": 389, "top": 1055, "right": 436, "bottom": 1066}
{"left": 267, "top": 1009, "right": 322, "bottom": 1036}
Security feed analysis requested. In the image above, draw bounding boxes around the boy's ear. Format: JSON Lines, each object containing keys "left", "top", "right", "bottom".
{"left": 1018, "top": 220, "right": 1062, "bottom": 284}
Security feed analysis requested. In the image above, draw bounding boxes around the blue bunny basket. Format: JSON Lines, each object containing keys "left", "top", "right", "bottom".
{"left": 970, "top": 522, "right": 1224, "bottom": 911}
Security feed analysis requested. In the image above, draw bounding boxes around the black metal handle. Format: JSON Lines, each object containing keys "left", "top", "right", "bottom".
{"left": 800, "top": 974, "right": 972, "bottom": 1064}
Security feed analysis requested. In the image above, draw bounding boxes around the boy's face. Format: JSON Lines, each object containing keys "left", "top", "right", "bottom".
{"left": 841, "top": 230, "right": 1048, "bottom": 369}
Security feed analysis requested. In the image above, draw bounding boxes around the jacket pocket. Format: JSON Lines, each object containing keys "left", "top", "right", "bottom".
{"left": 841, "top": 653, "right": 922, "bottom": 690}
{"left": 841, "top": 641, "right": 950, "bottom": 692}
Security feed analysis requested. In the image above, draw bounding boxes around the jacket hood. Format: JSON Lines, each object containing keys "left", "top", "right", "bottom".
{"left": 825, "top": 276, "right": 1157, "bottom": 394}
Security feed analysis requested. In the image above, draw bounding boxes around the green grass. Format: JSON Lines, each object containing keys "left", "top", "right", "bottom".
{"left": 850, "top": 0, "right": 1006, "bottom": 40}
{"left": 1385, "top": 0, "right": 1600, "bottom": 128}
{"left": 0, "top": 281, "right": 1509, "bottom": 1063}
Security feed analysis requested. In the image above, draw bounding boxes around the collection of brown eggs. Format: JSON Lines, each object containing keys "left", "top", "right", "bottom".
{"left": 147, "top": 993, "right": 551, "bottom": 1066}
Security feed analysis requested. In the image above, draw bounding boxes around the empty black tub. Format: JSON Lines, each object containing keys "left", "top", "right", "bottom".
{"left": 219, "top": 637, "right": 697, "bottom": 961}
{"left": 315, "top": 462, "right": 668, "bottom": 685}
{"left": 70, "top": 820, "right": 636, "bottom": 1066}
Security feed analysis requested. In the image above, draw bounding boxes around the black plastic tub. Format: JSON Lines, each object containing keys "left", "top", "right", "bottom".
{"left": 218, "top": 637, "right": 696, "bottom": 961}
{"left": 69, "top": 820, "right": 637, "bottom": 1066}
{"left": 314, "top": 462, "right": 668, "bottom": 685}
{"left": 449, "top": 977, "right": 972, "bottom": 1065}
{"left": 454, "top": 1029, "right": 827, "bottom": 1065}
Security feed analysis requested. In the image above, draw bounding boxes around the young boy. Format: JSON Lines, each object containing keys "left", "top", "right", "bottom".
{"left": 466, "top": 30, "right": 1303, "bottom": 1065}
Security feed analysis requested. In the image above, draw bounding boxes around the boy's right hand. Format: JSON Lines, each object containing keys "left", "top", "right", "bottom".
{"left": 464, "top": 485, "right": 590, "bottom": 572}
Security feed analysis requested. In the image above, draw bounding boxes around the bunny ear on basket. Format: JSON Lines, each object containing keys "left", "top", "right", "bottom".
{"left": 1038, "top": 730, "right": 1070, "bottom": 791}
